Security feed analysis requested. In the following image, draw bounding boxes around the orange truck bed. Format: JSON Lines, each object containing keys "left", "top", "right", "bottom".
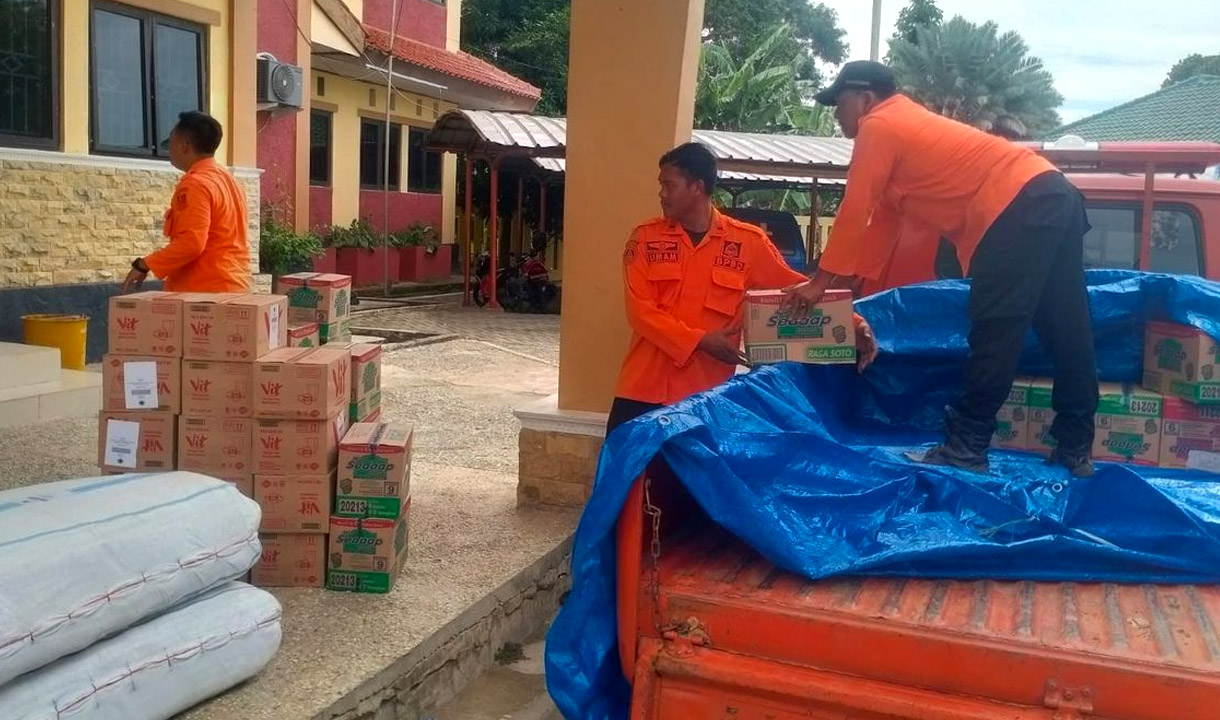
{"left": 618, "top": 482, "right": 1220, "bottom": 719}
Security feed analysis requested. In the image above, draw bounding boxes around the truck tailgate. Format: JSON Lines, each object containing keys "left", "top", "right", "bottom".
{"left": 637, "top": 524, "right": 1220, "bottom": 719}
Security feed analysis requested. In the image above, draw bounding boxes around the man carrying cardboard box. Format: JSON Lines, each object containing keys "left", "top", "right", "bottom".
{"left": 786, "top": 61, "right": 1099, "bottom": 477}
{"left": 121, "top": 112, "right": 250, "bottom": 293}
{"left": 607, "top": 143, "right": 878, "bottom": 434}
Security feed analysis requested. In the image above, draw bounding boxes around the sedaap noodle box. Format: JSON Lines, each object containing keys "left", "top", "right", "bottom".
{"left": 743, "top": 289, "right": 855, "bottom": 366}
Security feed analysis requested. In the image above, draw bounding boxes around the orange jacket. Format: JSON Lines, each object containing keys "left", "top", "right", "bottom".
{"left": 145, "top": 158, "right": 251, "bottom": 292}
{"left": 819, "top": 94, "right": 1056, "bottom": 281}
{"left": 615, "top": 210, "right": 809, "bottom": 405}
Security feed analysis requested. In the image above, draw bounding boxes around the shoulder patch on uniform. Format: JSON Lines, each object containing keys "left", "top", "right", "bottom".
{"left": 174, "top": 189, "right": 190, "bottom": 210}
{"left": 623, "top": 237, "right": 638, "bottom": 264}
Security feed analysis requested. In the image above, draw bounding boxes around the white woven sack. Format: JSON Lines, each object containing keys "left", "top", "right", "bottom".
{"left": 0, "top": 472, "right": 261, "bottom": 685}
{"left": 0, "top": 581, "right": 282, "bottom": 720}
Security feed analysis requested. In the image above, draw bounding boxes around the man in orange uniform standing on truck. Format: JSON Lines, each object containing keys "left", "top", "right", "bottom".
{"left": 121, "top": 111, "right": 250, "bottom": 293}
{"left": 607, "top": 142, "right": 878, "bottom": 434}
{"left": 785, "top": 61, "right": 1098, "bottom": 477}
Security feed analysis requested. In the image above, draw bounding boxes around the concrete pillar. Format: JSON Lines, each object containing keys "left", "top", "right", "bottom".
{"left": 556, "top": 0, "right": 706, "bottom": 413}
{"left": 230, "top": 0, "right": 258, "bottom": 168}
{"left": 516, "top": 0, "right": 706, "bottom": 508}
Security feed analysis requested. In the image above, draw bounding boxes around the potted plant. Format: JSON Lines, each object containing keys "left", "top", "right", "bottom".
{"left": 259, "top": 211, "right": 324, "bottom": 291}
{"left": 393, "top": 223, "right": 451, "bottom": 282}
{"left": 328, "top": 219, "right": 392, "bottom": 288}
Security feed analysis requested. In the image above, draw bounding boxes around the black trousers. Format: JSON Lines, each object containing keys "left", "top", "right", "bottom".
{"left": 606, "top": 397, "right": 664, "bottom": 436}
{"left": 954, "top": 171, "right": 1099, "bottom": 452}
{"left": 606, "top": 397, "right": 677, "bottom": 483}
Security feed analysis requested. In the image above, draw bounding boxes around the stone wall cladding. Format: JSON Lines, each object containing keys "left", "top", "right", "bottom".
{"left": 518, "top": 428, "right": 603, "bottom": 508}
{"left": 0, "top": 154, "right": 261, "bottom": 288}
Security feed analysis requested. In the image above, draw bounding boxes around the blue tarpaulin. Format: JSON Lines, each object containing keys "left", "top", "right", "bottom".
{"left": 545, "top": 271, "right": 1220, "bottom": 719}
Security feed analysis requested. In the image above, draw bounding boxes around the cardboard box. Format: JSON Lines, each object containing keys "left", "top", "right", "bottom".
{"left": 1159, "top": 397, "right": 1220, "bottom": 468}
{"left": 252, "top": 533, "right": 327, "bottom": 588}
{"left": 743, "top": 289, "right": 856, "bottom": 365}
{"left": 992, "top": 378, "right": 1031, "bottom": 450}
{"left": 278, "top": 272, "right": 318, "bottom": 326}
{"left": 336, "top": 422, "right": 413, "bottom": 520}
{"left": 1026, "top": 379, "right": 1057, "bottom": 454}
{"left": 182, "top": 293, "right": 288, "bottom": 361}
{"left": 281, "top": 273, "right": 352, "bottom": 343}
{"left": 1094, "top": 383, "right": 1162, "bottom": 466}
{"left": 255, "top": 473, "right": 333, "bottom": 533}
{"left": 181, "top": 360, "right": 253, "bottom": 417}
{"left": 253, "top": 346, "right": 351, "bottom": 419}
{"left": 253, "top": 413, "right": 350, "bottom": 474}
{"left": 221, "top": 474, "right": 255, "bottom": 498}
{"left": 102, "top": 354, "right": 180, "bottom": 413}
{"left": 1144, "top": 321, "right": 1220, "bottom": 404}
{"left": 349, "top": 343, "right": 382, "bottom": 423}
{"left": 177, "top": 416, "right": 254, "bottom": 475}
{"left": 288, "top": 322, "right": 320, "bottom": 348}
{"left": 326, "top": 503, "right": 410, "bottom": 594}
{"left": 98, "top": 411, "right": 177, "bottom": 472}
{"left": 107, "top": 291, "right": 183, "bottom": 357}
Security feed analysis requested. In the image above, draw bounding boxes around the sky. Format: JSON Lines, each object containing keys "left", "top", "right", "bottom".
{"left": 818, "top": 0, "right": 1220, "bottom": 124}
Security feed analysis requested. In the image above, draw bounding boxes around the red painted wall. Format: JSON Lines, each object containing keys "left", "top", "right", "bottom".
{"left": 257, "top": 0, "right": 301, "bottom": 215}
{"left": 363, "top": 0, "right": 447, "bottom": 48}
{"left": 309, "top": 186, "right": 334, "bottom": 232}
{"left": 358, "top": 190, "right": 443, "bottom": 233}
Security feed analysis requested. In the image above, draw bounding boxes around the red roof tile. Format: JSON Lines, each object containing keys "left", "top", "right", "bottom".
{"left": 364, "top": 26, "right": 541, "bottom": 101}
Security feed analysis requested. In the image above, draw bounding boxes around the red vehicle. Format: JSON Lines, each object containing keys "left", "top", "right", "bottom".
{"left": 617, "top": 141, "right": 1220, "bottom": 718}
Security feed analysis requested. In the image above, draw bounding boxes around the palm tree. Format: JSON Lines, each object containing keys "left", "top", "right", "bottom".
{"left": 888, "top": 16, "right": 1063, "bottom": 135}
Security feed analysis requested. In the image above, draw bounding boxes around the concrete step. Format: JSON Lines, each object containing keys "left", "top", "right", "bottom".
{"left": 0, "top": 368, "right": 102, "bottom": 429}
{"left": 0, "top": 342, "right": 62, "bottom": 390}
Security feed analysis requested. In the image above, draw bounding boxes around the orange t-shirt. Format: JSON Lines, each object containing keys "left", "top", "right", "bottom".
{"left": 819, "top": 94, "right": 1056, "bottom": 281}
{"left": 615, "top": 210, "right": 808, "bottom": 405}
{"left": 145, "top": 158, "right": 251, "bottom": 292}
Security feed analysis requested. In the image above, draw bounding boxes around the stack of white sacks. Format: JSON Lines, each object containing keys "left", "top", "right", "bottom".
{"left": 0, "top": 471, "right": 280, "bottom": 720}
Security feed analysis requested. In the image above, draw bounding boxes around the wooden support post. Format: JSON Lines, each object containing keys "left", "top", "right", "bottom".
{"left": 463, "top": 155, "right": 474, "bottom": 306}
{"left": 489, "top": 159, "right": 501, "bottom": 309}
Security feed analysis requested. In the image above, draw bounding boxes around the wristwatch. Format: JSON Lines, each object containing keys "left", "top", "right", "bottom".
{"left": 131, "top": 258, "right": 150, "bottom": 274}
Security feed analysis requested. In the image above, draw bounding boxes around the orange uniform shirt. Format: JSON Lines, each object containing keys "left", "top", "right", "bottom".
{"left": 819, "top": 94, "right": 1056, "bottom": 281}
{"left": 616, "top": 210, "right": 808, "bottom": 405}
{"left": 145, "top": 158, "right": 251, "bottom": 292}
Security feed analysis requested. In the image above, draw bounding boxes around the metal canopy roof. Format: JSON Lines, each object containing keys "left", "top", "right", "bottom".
{"left": 532, "top": 157, "right": 844, "bottom": 189}
{"left": 428, "top": 110, "right": 855, "bottom": 178}
{"left": 429, "top": 110, "right": 1220, "bottom": 180}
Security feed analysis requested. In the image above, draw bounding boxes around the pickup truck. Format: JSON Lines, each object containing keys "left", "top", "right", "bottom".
{"left": 615, "top": 141, "right": 1220, "bottom": 718}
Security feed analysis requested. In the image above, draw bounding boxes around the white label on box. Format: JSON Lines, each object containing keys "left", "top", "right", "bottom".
{"left": 1187, "top": 450, "right": 1220, "bottom": 473}
{"left": 268, "top": 304, "right": 282, "bottom": 350}
{"left": 123, "top": 361, "right": 159, "bottom": 409}
{"left": 104, "top": 419, "right": 140, "bottom": 467}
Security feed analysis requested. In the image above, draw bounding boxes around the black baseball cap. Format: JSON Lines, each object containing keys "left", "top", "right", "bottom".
{"left": 815, "top": 61, "right": 897, "bottom": 106}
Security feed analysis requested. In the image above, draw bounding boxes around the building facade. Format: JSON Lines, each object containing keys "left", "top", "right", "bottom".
{"left": 0, "top": 0, "right": 260, "bottom": 356}
{"left": 258, "top": 0, "right": 540, "bottom": 262}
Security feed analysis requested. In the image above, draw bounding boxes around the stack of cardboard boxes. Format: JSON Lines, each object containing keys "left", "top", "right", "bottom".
{"left": 991, "top": 320, "right": 1220, "bottom": 470}
{"left": 328, "top": 422, "right": 413, "bottom": 593}
{"left": 249, "top": 345, "right": 352, "bottom": 588}
{"left": 100, "top": 291, "right": 184, "bottom": 474}
{"left": 177, "top": 293, "right": 289, "bottom": 497}
{"left": 280, "top": 272, "right": 353, "bottom": 345}
{"left": 101, "top": 292, "right": 290, "bottom": 492}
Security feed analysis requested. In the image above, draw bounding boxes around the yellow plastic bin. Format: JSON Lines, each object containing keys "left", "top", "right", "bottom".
{"left": 22, "top": 314, "right": 89, "bottom": 370}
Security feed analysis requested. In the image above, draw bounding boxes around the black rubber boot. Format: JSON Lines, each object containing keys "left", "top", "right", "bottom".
{"left": 1046, "top": 446, "right": 1095, "bottom": 478}
{"left": 907, "top": 407, "right": 991, "bottom": 474}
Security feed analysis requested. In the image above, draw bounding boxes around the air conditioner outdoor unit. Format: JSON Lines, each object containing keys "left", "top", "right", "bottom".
{"left": 256, "top": 56, "right": 304, "bottom": 109}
